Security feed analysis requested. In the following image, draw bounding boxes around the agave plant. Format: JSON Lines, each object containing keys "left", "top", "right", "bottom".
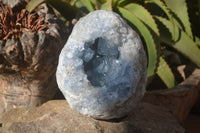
{"left": 27, "top": 0, "right": 200, "bottom": 89}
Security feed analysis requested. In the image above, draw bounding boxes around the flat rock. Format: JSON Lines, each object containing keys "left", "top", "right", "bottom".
{"left": 0, "top": 100, "right": 185, "bottom": 133}
{"left": 143, "top": 69, "right": 200, "bottom": 121}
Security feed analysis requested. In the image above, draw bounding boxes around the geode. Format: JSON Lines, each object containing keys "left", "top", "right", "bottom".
{"left": 56, "top": 10, "right": 147, "bottom": 119}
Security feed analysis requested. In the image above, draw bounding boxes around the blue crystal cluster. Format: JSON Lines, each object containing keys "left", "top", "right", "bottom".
{"left": 56, "top": 10, "right": 147, "bottom": 119}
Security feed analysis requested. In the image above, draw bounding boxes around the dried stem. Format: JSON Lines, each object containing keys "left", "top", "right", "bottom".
{"left": 0, "top": 4, "right": 47, "bottom": 41}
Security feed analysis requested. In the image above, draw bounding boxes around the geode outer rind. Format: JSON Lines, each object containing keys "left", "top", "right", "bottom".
{"left": 56, "top": 10, "right": 147, "bottom": 119}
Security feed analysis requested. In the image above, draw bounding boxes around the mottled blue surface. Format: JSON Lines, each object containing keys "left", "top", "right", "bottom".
{"left": 56, "top": 10, "right": 147, "bottom": 119}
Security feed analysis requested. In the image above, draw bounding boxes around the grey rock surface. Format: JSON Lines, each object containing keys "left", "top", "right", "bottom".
{"left": 56, "top": 10, "right": 147, "bottom": 119}
{"left": 0, "top": 0, "right": 26, "bottom": 9}
{"left": 0, "top": 100, "right": 185, "bottom": 133}
{"left": 143, "top": 69, "right": 200, "bottom": 121}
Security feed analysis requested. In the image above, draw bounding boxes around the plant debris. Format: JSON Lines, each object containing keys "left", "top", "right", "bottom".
{"left": 0, "top": 4, "right": 47, "bottom": 41}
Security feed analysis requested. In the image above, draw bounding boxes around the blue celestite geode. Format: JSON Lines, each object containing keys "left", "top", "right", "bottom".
{"left": 56, "top": 10, "right": 147, "bottom": 119}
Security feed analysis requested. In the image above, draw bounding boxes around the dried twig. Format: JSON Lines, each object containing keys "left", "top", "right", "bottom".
{"left": 0, "top": 4, "right": 48, "bottom": 40}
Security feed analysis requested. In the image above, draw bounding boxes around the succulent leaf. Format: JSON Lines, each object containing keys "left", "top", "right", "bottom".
{"left": 46, "top": 0, "right": 79, "bottom": 20}
{"left": 195, "top": 36, "right": 200, "bottom": 46}
{"left": 26, "top": 0, "right": 45, "bottom": 12}
{"left": 163, "top": 0, "right": 193, "bottom": 39}
{"left": 124, "top": 3, "right": 159, "bottom": 36}
{"left": 157, "top": 57, "right": 175, "bottom": 88}
{"left": 27, "top": 0, "right": 78, "bottom": 20}
{"left": 147, "top": 0, "right": 176, "bottom": 40}
{"left": 156, "top": 16, "right": 200, "bottom": 67}
{"left": 69, "top": 0, "right": 79, "bottom": 6}
{"left": 97, "top": 0, "right": 107, "bottom": 4}
{"left": 113, "top": 0, "right": 131, "bottom": 7}
{"left": 78, "top": 0, "right": 95, "bottom": 12}
{"left": 147, "top": 0, "right": 171, "bottom": 19}
{"left": 100, "top": 0, "right": 112, "bottom": 11}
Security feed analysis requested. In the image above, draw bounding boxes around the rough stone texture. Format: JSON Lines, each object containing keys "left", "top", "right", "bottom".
{"left": 0, "top": 100, "right": 185, "bottom": 133}
{"left": 143, "top": 69, "right": 200, "bottom": 121}
{"left": 0, "top": 3, "right": 68, "bottom": 117}
{"left": 0, "top": 0, "right": 27, "bottom": 9}
{"left": 56, "top": 10, "right": 147, "bottom": 119}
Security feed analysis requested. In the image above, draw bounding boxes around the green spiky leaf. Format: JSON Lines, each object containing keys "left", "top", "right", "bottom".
{"left": 100, "top": 0, "right": 113, "bottom": 11}
{"left": 157, "top": 57, "right": 175, "bottom": 88}
{"left": 163, "top": 0, "right": 193, "bottom": 38}
{"left": 147, "top": 0, "right": 172, "bottom": 20}
{"left": 124, "top": 3, "right": 159, "bottom": 36}
{"left": 69, "top": 0, "right": 78, "bottom": 6}
{"left": 46, "top": 0, "right": 78, "bottom": 20}
{"left": 156, "top": 16, "right": 200, "bottom": 67}
{"left": 78, "top": 0, "right": 95, "bottom": 12}
{"left": 195, "top": 36, "right": 200, "bottom": 46}
{"left": 117, "top": 7, "right": 158, "bottom": 78}
{"left": 26, "top": 0, "right": 45, "bottom": 12}
{"left": 147, "top": 0, "right": 177, "bottom": 40}
{"left": 98, "top": 0, "right": 107, "bottom": 4}
{"left": 113, "top": 0, "right": 131, "bottom": 7}
{"left": 26, "top": 0, "right": 78, "bottom": 20}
